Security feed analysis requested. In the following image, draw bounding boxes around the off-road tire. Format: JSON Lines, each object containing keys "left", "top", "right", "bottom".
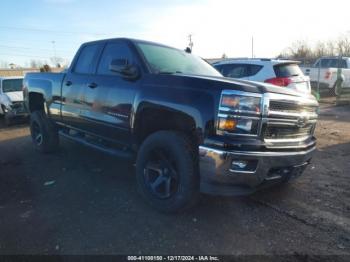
{"left": 30, "top": 110, "right": 59, "bottom": 153}
{"left": 136, "top": 131, "right": 199, "bottom": 213}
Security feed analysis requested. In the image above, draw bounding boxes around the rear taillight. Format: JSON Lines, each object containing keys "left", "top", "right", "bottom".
{"left": 264, "top": 77, "right": 292, "bottom": 87}
{"left": 325, "top": 70, "right": 332, "bottom": 80}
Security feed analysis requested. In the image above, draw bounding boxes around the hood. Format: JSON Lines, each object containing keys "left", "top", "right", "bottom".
{"left": 4, "top": 91, "right": 24, "bottom": 102}
{"left": 177, "top": 74, "right": 314, "bottom": 98}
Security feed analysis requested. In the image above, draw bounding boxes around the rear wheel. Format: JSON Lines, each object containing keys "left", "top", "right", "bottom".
{"left": 330, "top": 81, "right": 343, "bottom": 96}
{"left": 30, "top": 110, "right": 59, "bottom": 153}
{"left": 136, "top": 131, "right": 199, "bottom": 213}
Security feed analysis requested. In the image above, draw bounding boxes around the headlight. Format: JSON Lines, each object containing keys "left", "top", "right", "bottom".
{"left": 218, "top": 92, "right": 262, "bottom": 136}
{"left": 221, "top": 94, "right": 261, "bottom": 114}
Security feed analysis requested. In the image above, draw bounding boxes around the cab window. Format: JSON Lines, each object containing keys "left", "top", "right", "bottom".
{"left": 97, "top": 42, "right": 134, "bottom": 75}
{"left": 74, "top": 44, "right": 101, "bottom": 74}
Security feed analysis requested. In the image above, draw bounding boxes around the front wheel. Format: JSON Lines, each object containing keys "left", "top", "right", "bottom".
{"left": 136, "top": 131, "right": 199, "bottom": 213}
{"left": 30, "top": 110, "right": 59, "bottom": 153}
{"left": 330, "top": 80, "right": 343, "bottom": 96}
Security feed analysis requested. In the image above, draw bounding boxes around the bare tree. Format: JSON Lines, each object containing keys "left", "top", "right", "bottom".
{"left": 29, "top": 59, "right": 45, "bottom": 68}
{"left": 40, "top": 64, "right": 52, "bottom": 72}
{"left": 279, "top": 34, "right": 350, "bottom": 65}
{"left": 0, "top": 60, "right": 9, "bottom": 68}
{"left": 50, "top": 56, "right": 64, "bottom": 68}
{"left": 337, "top": 35, "right": 350, "bottom": 56}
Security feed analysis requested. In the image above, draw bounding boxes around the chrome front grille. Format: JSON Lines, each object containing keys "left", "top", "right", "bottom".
{"left": 264, "top": 124, "right": 314, "bottom": 140}
{"left": 216, "top": 90, "right": 318, "bottom": 148}
{"left": 263, "top": 93, "right": 318, "bottom": 145}
{"left": 11, "top": 101, "right": 26, "bottom": 113}
{"left": 269, "top": 101, "right": 317, "bottom": 115}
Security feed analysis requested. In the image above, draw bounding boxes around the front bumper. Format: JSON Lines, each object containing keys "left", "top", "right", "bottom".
{"left": 4, "top": 105, "right": 28, "bottom": 119}
{"left": 199, "top": 145, "right": 315, "bottom": 196}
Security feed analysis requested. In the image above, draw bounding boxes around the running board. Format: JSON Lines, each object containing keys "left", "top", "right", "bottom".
{"left": 59, "top": 131, "right": 133, "bottom": 159}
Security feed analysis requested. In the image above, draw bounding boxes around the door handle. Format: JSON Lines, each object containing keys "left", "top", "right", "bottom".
{"left": 87, "top": 82, "right": 98, "bottom": 89}
{"left": 65, "top": 80, "right": 72, "bottom": 86}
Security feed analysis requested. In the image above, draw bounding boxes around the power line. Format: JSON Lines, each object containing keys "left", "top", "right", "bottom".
{"left": 0, "top": 25, "right": 110, "bottom": 36}
{"left": 0, "top": 53, "right": 51, "bottom": 59}
{"left": 0, "top": 50, "right": 71, "bottom": 59}
{"left": 0, "top": 44, "right": 72, "bottom": 54}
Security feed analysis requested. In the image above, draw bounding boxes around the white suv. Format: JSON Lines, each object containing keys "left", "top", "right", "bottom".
{"left": 213, "top": 59, "right": 311, "bottom": 94}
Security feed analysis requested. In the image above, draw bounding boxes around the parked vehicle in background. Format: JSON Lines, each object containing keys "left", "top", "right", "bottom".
{"left": 301, "top": 57, "right": 350, "bottom": 95}
{"left": 0, "top": 76, "right": 28, "bottom": 125}
{"left": 24, "top": 38, "right": 318, "bottom": 213}
{"left": 213, "top": 59, "right": 311, "bottom": 94}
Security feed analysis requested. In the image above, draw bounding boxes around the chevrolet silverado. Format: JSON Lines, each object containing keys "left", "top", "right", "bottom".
{"left": 24, "top": 38, "right": 319, "bottom": 212}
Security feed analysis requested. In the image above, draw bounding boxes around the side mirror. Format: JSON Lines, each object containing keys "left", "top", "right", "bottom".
{"left": 109, "top": 59, "right": 139, "bottom": 80}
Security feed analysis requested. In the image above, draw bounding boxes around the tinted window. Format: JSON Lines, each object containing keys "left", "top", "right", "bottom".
{"left": 2, "top": 79, "right": 23, "bottom": 92}
{"left": 274, "top": 63, "right": 303, "bottom": 77}
{"left": 219, "top": 64, "right": 248, "bottom": 78}
{"left": 248, "top": 64, "right": 263, "bottom": 76}
{"left": 74, "top": 44, "right": 100, "bottom": 74}
{"left": 215, "top": 63, "right": 262, "bottom": 78}
{"left": 97, "top": 42, "right": 134, "bottom": 75}
{"left": 317, "top": 58, "right": 347, "bottom": 68}
{"left": 328, "top": 59, "right": 347, "bottom": 68}
{"left": 320, "top": 59, "right": 331, "bottom": 68}
{"left": 339, "top": 59, "right": 347, "bottom": 68}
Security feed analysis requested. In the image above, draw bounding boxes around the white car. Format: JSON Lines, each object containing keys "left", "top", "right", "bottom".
{"left": 0, "top": 76, "right": 28, "bottom": 125}
{"left": 213, "top": 59, "right": 311, "bottom": 94}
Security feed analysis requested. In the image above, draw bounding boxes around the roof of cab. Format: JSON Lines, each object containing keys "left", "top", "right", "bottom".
{"left": 81, "top": 37, "right": 177, "bottom": 50}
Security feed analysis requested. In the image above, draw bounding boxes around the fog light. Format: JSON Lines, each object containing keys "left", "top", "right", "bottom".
{"left": 218, "top": 118, "right": 237, "bottom": 131}
{"left": 232, "top": 160, "right": 248, "bottom": 169}
{"left": 230, "top": 159, "right": 258, "bottom": 173}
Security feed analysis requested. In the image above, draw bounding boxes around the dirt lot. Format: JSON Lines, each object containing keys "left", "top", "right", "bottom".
{"left": 0, "top": 101, "right": 349, "bottom": 259}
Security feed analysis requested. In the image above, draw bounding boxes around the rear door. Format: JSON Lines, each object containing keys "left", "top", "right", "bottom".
{"left": 80, "top": 39, "right": 139, "bottom": 145}
{"left": 61, "top": 42, "right": 103, "bottom": 130}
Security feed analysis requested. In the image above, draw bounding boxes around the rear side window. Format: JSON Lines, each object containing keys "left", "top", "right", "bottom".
{"left": 97, "top": 42, "right": 134, "bottom": 75}
{"left": 248, "top": 64, "right": 263, "bottom": 76}
{"left": 320, "top": 59, "right": 330, "bottom": 68}
{"left": 215, "top": 63, "right": 262, "bottom": 78}
{"left": 74, "top": 44, "right": 100, "bottom": 74}
{"left": 328, "top": 59, "right": 347, "bottom": 68}
{"left": 274, "top": 63, "right": 303, "bottom": 78}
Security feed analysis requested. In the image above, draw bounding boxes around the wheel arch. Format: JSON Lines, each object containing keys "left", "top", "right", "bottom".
{"left": 28, "top": 92, "right": 46, "bottom": 113}
{"left": 133, "top": 103, "right": 203, "bottom": 149}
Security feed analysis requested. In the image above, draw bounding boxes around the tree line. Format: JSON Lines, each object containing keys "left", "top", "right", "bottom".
{"left": 278, "top": 34, "right": 350, "bottom": 65}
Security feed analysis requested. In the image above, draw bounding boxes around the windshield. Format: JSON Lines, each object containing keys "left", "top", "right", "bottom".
{"left": 2, "top": 79, "right": 23, "bottom": 93}
{"left": 136, "top": 42, "right": 222, "bottom": 77}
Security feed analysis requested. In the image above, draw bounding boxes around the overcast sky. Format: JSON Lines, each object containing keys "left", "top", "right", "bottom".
{"left": 1, "top": 0, "right": 350, "bottom": 66}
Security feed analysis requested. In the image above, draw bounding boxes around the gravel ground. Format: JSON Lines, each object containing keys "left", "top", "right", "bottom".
{"left": 0, "top": 102, "right": 349, "bottom": 260}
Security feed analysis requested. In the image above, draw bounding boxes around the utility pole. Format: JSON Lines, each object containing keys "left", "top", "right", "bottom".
{"left": 251, "top": 36, "right": 254, "bottom": 58}
{"left": 51, "top": 40, "right": 57, "bottom": 65}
